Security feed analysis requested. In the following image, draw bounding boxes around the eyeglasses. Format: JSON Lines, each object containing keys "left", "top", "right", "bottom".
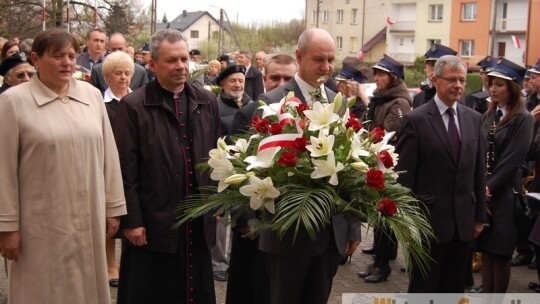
{"left": 10, "top": 70, "right": 36, "bottom": 80}
{"left": 438, "top": 76, "right": 467, "bottom": 85}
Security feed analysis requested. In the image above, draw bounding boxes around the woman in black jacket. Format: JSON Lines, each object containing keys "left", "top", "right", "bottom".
{"left": 477, "top": 58, "right": 533, "bottom": 293}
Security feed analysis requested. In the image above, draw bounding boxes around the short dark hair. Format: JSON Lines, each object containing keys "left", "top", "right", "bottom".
{"left": 239, "top": 50, "right": 252, "bottom": 59}
{"left": 266, "top": 54, "right": 297, "bottom": 70}
{"left": 32, "top": 28, "right": 79, "bottom": 58}
{"left": 87, "top": 28, "right": 106, "bottom": 40}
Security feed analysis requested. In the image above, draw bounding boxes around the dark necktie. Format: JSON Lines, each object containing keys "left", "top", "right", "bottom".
{"left": 495, "top": 109, "right": 503, "bottom": 124}
{"left": 446, "top": 108, "right": 461, "bottom": 160}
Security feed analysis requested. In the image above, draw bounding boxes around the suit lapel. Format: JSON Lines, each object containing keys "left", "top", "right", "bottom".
{"left": 427, "top": 101, "right": 458, "bottom": 164}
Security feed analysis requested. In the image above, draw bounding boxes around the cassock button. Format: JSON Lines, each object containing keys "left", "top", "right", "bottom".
{"left": 189, "top": 183, "right": 193, "bottom": 187}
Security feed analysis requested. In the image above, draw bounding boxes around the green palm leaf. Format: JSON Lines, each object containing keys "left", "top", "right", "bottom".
{"left": 272, "top": 184, "right": 337, "bottom": 242}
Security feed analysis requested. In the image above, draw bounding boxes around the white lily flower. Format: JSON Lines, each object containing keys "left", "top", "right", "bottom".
{"left": 351, "top": 161, "right": 369, "bottom": 172}
{"left": 228, "top": 138, "right": 250, "bottom": 158}
{"left": 306, "top": 133, "right": 335, "bottom": 157}
{"left": 208, "top": 151, "right": 235, "bottom": 192}
{"left": 224, "top": 173, "right": 249, "bottom": 185}
{"left": 244, "top": 147, "right": 281, "bottom": 170}
{"left": 303, "top": 101, "right": 340, "bottom": 134}
{"left": 311, "top": 151, "right": 344, "bottom": 185}
{"left": 260, "top": 98, "right": 285, "bottom": 118}
{"left": 350, "top": 135, "right": 370, "bottom": 161}
{"left": 209, "top": 137, "right": 231, "bottom": 159}
{"left": 239, "top": 176, "right": 280, "bottom": 213}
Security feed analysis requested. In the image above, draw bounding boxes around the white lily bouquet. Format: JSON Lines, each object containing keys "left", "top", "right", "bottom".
{"left": 176, "top": 91, "right": 434, "bottom": 273}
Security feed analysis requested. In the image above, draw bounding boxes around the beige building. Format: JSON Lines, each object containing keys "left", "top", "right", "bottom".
{"left": 156, "top": 10, "right": 231, "bottom": 51}
{"left": 305, "top": 0, "right": 388, "bottom": 64}
{"left": 386, "top": 0, "right": 453, "bottom": 65}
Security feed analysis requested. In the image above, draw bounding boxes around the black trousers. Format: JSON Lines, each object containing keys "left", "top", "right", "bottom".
{"left": 408, "top": 233, "right": 470, "bottom": 293}
{"left": 268, "top": 240, "right": 341, "bottom": 304}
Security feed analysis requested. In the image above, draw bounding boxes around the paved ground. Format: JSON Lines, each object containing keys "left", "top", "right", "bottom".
{"left": 0, "top": 230, "right": 537, "bottom": 303}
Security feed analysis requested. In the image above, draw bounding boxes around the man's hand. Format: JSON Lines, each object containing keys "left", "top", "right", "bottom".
{"left": 473, "top": 222, "right": 484, "bottom": 239}
{"left": 0, "top": 231, "right": 20, "bottom": 261}
{"left": 344, "top": 240, "right": 361, "bottom": 256}
{"left": 106, "top": 217, "right": 120, "bottom": 239}
{"left": 531, "top": 105, "right": 540, "bottom": 122}
{"left": 124, "top": 227, "right": 147, "bottom": 246}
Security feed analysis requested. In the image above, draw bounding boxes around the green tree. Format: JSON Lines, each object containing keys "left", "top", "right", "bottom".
{"left": 105, "top": 2, "right": 130, "bottom": 35}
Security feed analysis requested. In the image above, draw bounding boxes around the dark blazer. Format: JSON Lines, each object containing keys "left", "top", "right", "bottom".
{"left": 396, "top": 100, "right": 487, "bottom": 243}
{"left": 412, "top": 86, "right": 436, "bottom": 109}
{"left": 256, "top": 78, "right": 361, "bottom": 257}
{"left": 90, "top": 62, "right": 149, "bottom": 94}
{"left": 244, "top": 66, "right": 264, "bottom": 101}
{"left": 478, "top": 108, "right": 533, "bottom": 255}
{"left": 113, "top": 80, "right": 220, "bottom": 252}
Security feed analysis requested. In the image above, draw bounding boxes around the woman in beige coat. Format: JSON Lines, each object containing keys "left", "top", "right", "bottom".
{"left": 0, "top": 29, "right": 126, "bottom": 303}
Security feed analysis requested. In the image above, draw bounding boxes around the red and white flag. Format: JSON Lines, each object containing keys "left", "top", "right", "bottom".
{"left": 385, "top": 13, "right": 395, "bottom": 25}
{"left": 358, "top": 51, "right": 365, "bottom": 62}
{"left": 511, "top": 35, "right": 521, "bottom": 49}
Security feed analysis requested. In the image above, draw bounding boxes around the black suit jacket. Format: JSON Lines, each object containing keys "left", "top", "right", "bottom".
{"left": 244, "top": 66, "right": 264, "bottom": 101}
{"left": 255, "top": 79, "right": 361, "bottom": 257}
{"left": 396, "top": 100, "right": 486, "bottom": 243}
{"left": 90, "top": 62, "right": 149, "bottom": 94}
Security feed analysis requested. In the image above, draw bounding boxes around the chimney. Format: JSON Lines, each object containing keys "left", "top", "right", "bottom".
{"left": 183, "top": 10, "right": 187, "bottom": 17}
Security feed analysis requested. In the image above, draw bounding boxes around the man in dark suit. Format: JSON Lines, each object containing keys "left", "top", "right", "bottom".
{"left": 257, "top": 28, "right": 361, "bottom": 304}
{"left": 236, "top": 49, "right": 264, "bottom": 100}
{"left": 460, "top": 56, "right": 496, "bottom": 114}
{"left": 90, "top": 33, "right": 148, "bottom": 94}
{"left": 413, "top": 44, "right": 457, "bottom": 109}
{"left": 396, "top": 55, "right": 486, "bottom": 293}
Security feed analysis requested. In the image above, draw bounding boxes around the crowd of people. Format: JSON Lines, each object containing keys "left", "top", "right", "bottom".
{"left": 0, "top": 26, "right": 540, "bottom": 304}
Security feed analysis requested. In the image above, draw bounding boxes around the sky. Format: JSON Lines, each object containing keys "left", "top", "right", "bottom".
{"left": 142, "top": 0, "right": 305, "bottom": 25}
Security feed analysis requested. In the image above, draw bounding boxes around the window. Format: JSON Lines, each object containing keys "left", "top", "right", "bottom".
{"left": 337, "top": 10, "right": 344, "bottom": 23}
{"left": 351, "top": 9, "right": 358, "bottom": 24}
{"left": 462, "top": 3, "right": 477, "bottom": 21}
{"left": 429, "top": 4, "right": 443, "bottom": 21}
{"left": 312, "top": 10, "right": 317, "bottom": 24}
{"left": 460, "top": 40, "right": 475, "bottom": 57}
{"left": 336, "top": 36, "right": 343, "bottom": 49}
{"left": 350, "top": 37, "right": 357, "bottom": 52}
{"left": 190, "top": 30, "right": 199, "bottom": 39}
{"left": 322, "top": 10, "right": 329, "bottom": 23}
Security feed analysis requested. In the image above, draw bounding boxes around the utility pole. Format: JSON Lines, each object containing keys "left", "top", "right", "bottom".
{"left": 489, "top": 0, "right": 498, "bottom": 57}
{"left": 150, "top": 0, "right": 157, "bottom": 34}
{"left": 316, "top": 0, "right": 321, "bottom": 28}
{"left": 218, "top": 9, "right": 224, "bottom": 55}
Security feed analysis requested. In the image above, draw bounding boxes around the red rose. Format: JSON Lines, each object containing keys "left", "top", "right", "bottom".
{"left": 296, "top": 103, "right": 309, "bottom": 117}
{"left": 253, "top": 118, "right": 270, "bottom": 133}
{"left": 366, "top": 168, "right": 385, "bottom": 189}
{"left": 346, "top": 113, "right": 363, "bottom": 132}
{"left": 249, "top": 116, "right": 261, "bottom": 127}
{"left": 379, "top": 150, "right": 394, "bottom": 168}
{"left": 370, "top": 127, "right": 385, "bottom": 143}
{"left": 270, "top": 123, "right": 283, "bottom": 135}
{"left": 293, "top": 137, "right": 308, "bottom": 152}
{"left": 278, "top": 151, "right": 297, "bottom": 167}
{"left": 377, "top": 197, "right": 398, "bottom": 216}
{"left": 84, "top": 73, "right": 91, "bottom": 82}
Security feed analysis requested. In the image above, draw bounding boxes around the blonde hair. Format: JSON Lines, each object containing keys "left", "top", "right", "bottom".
{"left": 208, "top": 60, "right": 221, "bottom": 72}
{"left": 102, "top": 51, "right": 135, "bottom": 85}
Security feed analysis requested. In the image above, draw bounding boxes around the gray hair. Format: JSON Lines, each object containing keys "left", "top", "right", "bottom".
{"left": 149, "top": 29, "right": 188, "bottom": 61}
{"left": 433, "top": 55, "right": 467, "bottom": 77}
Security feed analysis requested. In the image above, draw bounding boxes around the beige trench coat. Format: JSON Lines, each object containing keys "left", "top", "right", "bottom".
{"left": 0, "top": 77, "right": 127, "bottom": 303}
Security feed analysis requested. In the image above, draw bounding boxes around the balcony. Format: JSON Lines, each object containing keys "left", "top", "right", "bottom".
{"left": 389, "top": 21, "right": 416, "bottom": 32}
{"left": 496, "top": 18, "right": 527, "bottom": 33}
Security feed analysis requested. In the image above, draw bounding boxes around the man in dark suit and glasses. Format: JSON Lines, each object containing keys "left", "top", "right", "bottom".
{"left": 257, "top": 28, "right": 361, "bottom": 304}
{"left": 396, "top": 55, "right": 486, "bottom": 292}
